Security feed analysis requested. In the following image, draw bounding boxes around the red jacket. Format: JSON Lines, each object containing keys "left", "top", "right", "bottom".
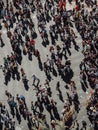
{"left": 30, "top": 39, "right": 35, "bottom": 45}
{"left": 59, "top": 0, "right": 66, "bottom": 10}
{"left": 75, "top": 5, "right": 79, "bottom": 11}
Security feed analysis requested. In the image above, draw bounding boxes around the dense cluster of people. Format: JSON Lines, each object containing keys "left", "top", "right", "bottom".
{"left": 0, "top": 0, "right": 98, "bottom": 130}
{"left": 86, "top": 88, "right": 98, "bottom": 130}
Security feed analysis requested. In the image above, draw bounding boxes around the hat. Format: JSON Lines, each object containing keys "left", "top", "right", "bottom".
{"left": 93, "top": 109, "right": 96, "bottom": 113}
{"left": 51, "top": 120, "right": 55, "bottom": 124}
{"left": 90, "top": 107, "right": 93, "bottom": 110}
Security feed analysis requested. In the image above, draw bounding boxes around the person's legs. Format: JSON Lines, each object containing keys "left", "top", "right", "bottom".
{"left": 32, "top": 75, "right": 36, "bottom": 85}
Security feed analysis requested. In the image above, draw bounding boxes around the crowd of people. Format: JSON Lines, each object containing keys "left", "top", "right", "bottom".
{"left": 86, "top": 88, "right": 98, "bottom": 130}
{"left": 0, "top": 0, "right": 98, "bottom": 130}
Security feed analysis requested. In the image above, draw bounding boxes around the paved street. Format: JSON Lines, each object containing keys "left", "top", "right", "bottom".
{"left": 0, "top": 0, "right": 97, "bottom": 130}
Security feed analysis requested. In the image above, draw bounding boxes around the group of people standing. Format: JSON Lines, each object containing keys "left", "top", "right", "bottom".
{"left": 0, "top": 0, "right": 98, "bottom": 130}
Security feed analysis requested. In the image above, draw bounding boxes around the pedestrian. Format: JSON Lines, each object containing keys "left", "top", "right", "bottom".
{"left": 32, "top": 74, "right": 40, "bottom": 88}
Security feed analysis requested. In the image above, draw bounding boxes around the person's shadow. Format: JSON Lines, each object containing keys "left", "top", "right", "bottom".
{"left": 16, "top": 54, "right": 22, "bottom": 65}
{"left": 23, "top": 79, "right": 29, "bottom": 91}
{"left": 42, "top": 37, "right": 50, "bottom": 47}
{"left": 61, "top": 68, "right": 74, "bottom": 84}
{"left": 42, "top": 40, "right": 47, "bottom": 47}
{"left": 66, "top": 92, "right": 72, "bottom": 105}
{"left": 56, "top": 82, "right": 64, "bottom": 102}
{"left": 46, "top": 74, "right": 52, "bottom": 82}
{"left": 57, "top": 92, "right": 64, "bottom": 102}
{"left": 37, "top": 57, "right": 43, "bottom": 71}
{"left": 15, "top": 107, "right": 21, "bottom": 124}
{"left": 16, "top": 72, "right": 20, "bottom": 81}
{"left": 28, "top": 52, "right": 33, "bottom": 61}
{"left": 74, "top": 44, "right": 80, "bottom": 51}
{"left": 81, "top": 82, "right": 87, "bottom": 92}
{"left": 52, "top": 67, "right": 57, "bottom": 77}
{"left": 4, "top": 71, "right": 11, "bottom": 85}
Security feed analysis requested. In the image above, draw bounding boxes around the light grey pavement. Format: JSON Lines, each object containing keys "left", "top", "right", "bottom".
{"left": 0, "top": 0, "right": 95, "bottom": 130}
